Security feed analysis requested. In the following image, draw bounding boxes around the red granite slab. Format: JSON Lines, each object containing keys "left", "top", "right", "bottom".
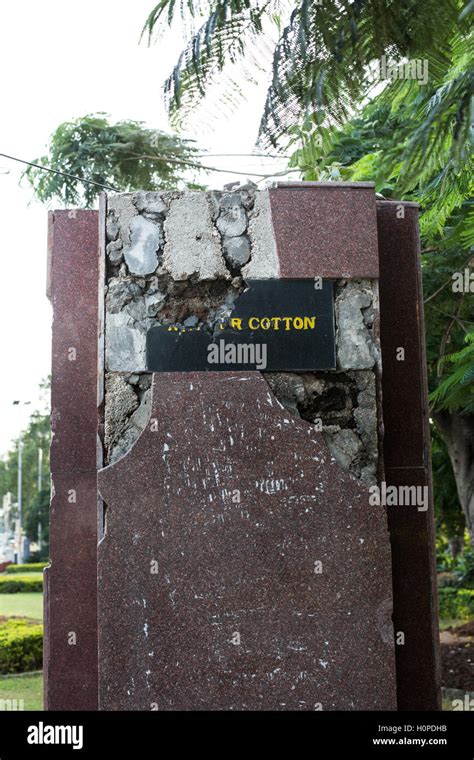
{"left": 98, "top": 372, "right": 396, "bottom": 711}
{"left": 44, "top": 209, "right": 99, "bottom": 711}
{"left": 269, "top": 183, "right": 379, "bottom": 278}
{"left": 49, "top": 211, "right": 100, "bottom": 473}
{"left": 377, "top": 200, "right": 441, "bottom": 710}
{"left": 377, "top": 202, "right": 427, "bottom": 469}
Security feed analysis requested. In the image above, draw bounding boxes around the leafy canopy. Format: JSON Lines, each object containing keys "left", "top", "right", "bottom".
{"left": 143, "top": 0, "right": 471, "bottom": 146}
{"left": 24, "top": 114, "right": 203, "bottom": 207}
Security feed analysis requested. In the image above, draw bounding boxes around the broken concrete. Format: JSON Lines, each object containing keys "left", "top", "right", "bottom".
{"left": 242, "top": 191, "right": 280, "bottom": 279}
{"left": 106, "top": 278, "right": 143, "bottom": 313}
{"left": 264, "top": 370, "right": 378, "bottom": 485}
{"left": 106, "top": 310, "right": 147, "bottom": 373}
{"left": 103, "top": 191, "right": 381, "bottom": 480}
{"left": 163, "top": 193, "right": 228, "bottom": 281}
{"left": 105, "top": 378, "right": 152, "bottom": 464}
{"left": 336, "top": 280, "right": 378, "bottom": 370}
{"left": 107, "top": 194, "right": 138, "bottom": 252}
{"left": 106, "top": 239, "right": 123, "bottom": 266}
{"left": 104, "top": 375, "right": 139, "bottom": 455}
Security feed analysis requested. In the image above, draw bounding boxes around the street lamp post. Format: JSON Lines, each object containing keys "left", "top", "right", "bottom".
{"left": 17, "top": 436, "right": 23, "bottom": 564}
{"left": 37, "top": 447, "right": 43, "bottom": 555}
{"left": 12, "top": 399, "right": 31, "bottom": 564}
{"left": 38, "top": 447, "right": 43, "bottom": 492}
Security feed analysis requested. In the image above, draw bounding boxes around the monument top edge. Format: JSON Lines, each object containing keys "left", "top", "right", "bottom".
{"left": 272, "top": 181, "right": 375, "bottom": 189}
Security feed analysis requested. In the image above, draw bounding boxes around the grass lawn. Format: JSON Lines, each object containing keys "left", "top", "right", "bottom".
{"left": 0, "top": 672, "right": 43, "bottom": 710}
{"left": 0, "top": 593, "right": 43, "bottom": 621}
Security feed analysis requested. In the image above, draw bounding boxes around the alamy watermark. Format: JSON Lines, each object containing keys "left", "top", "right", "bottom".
{"left": 207, "top": 339, "right": 267, "bottom": 370}
{"left": 378, "top": 55, "right": 429, "bottom": 85}
{"left": 27, "top": 722, "right": 83, "bottom": 750}
{"left": 369, "top": 482, "right": 429, "bottom": 512}
{"left": 452, "top": 268, "right": 474, "bottom": 293}
{"left": 0, "top": 698, "right": 24, "bottom": 710}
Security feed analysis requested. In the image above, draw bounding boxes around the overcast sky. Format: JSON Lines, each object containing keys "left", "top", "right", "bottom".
{"left": 0, "top": 0, "right": 288, "bottom": 456}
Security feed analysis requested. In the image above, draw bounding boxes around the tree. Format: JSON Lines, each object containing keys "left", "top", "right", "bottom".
{"left": 432, "top": 425, "right": 466, "bottom": 559}
{"left": 285, "top": 41, "right": 473, "bottom": 538}
{"left": 23, "top": 487, "right": 50, "bottom": 559}
{"left": 24, "top": 113, "right": 204, "bottom": 207}
{"left": 0, "top": 408, "right": 51, "bottom": 559}
{"left": 431, "top": 333, "right": 474, "bottom": 543}
{"left": 143, "top": 0, "right": 471, "bottom": 144}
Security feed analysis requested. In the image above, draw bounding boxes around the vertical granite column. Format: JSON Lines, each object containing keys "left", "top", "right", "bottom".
{"left": 44, "top": 210, "right": 100, "bottom": 710}
{"left": 377, "top": 200, "right": 441, "bottom": 710}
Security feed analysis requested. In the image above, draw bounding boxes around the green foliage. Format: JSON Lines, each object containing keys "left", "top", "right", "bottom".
{"left": 437, "top": 535, "right": 474, "bottom": 588}
{"left": 144, "top": 0, "right": 471, "bottom": 146}
{"left": 23, "top": 488, "right": 50, "bottom": 551}
{"left": 277, "top": 8, "right": 473, "bottom": 543}
{"left": 4, "top": 564, "right": 47, "bottom": 575}
{"left": 452, "top": 548, "right": 474, "bottom": 588}
{"left": 0, "top": 575, "right": 43, "bottom": 594}
{"left": 438, "top": 587, "right": 474, "bottom": 620}
{"left": 24, "top": 114, "right": 204, "bottom": 207}
{"left": 0, "top": 414, "right": 50, "bottom": 510}
{"left": 0, "top": 382, "right": 50, "bottom": 560}
{"left": 430, "top": 332, "right": 474, "bottom": 413}
{"left": 287, "top": 35, "right": 473, "bottom": 397}
{"left": 0, "top": 619, "right": 43, "bottom": 675}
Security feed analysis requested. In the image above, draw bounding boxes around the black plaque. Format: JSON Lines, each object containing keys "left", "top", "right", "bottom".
{"left": 146, "top": 279, "right": 336, "bottom": 372}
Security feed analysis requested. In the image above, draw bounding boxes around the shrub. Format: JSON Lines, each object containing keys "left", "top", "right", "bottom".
{"left": 4, "top": 563, "right": 48, "bottom": 574}
{"left": 0, "top": 619, "right": 43, "bottom": 674}
{"left": 0, "top": 574, "right": 43, "bottom": 593}
{"left": 451, "top": 548, "right": 474, "bottom": 589}
{"left": 438, "top": 588, "right": 474, "bottom": 621}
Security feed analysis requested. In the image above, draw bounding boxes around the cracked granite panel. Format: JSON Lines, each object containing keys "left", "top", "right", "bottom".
{"left": 97, "top": 372, "right": 396, "bottom": 711}
{"left": 103, "top": 191, "right": 382, "bottom": 483}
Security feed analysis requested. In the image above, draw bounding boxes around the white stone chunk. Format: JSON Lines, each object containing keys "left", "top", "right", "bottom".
{"left": 123, "top": 216, "right": 162, "bottom": 275}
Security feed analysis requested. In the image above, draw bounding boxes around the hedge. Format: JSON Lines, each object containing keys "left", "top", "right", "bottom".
{"left": 4, "top": 563, "right": 48, "bottom": 574}
{"left": 438, "top": 588, "right": 474, "bottom": 621}
{"left": 0, "top": 619, "right": 43, "bottom": 674}
{"left": 0, "top": 574, "right": 43, "bottom": 593}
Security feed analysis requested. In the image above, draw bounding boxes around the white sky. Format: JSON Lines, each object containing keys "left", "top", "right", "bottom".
{"left": 0, "top": 0, "right": 288, "bottom": 455}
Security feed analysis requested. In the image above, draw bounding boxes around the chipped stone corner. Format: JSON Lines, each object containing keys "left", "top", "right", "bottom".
{"left": 264, "top": 369, "right": 379, "bottom": 487}
{"left": 104, "top": 373, "right": 152, "bottom": 464}
{"left": 262, "top": 277, "right": 382, "bottom": 486}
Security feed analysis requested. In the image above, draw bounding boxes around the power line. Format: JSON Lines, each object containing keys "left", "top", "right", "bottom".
{"left": 127, "top": 153, "right": 296, "bottom": 179}
{"left": 0, "top": 153, "right": 119, "bottom": 192}
{"left": 0, "top": 150, "right": 296, "bottom": 192}
{"left": 197, "top": 152, "right": 289, "bottom": 159}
